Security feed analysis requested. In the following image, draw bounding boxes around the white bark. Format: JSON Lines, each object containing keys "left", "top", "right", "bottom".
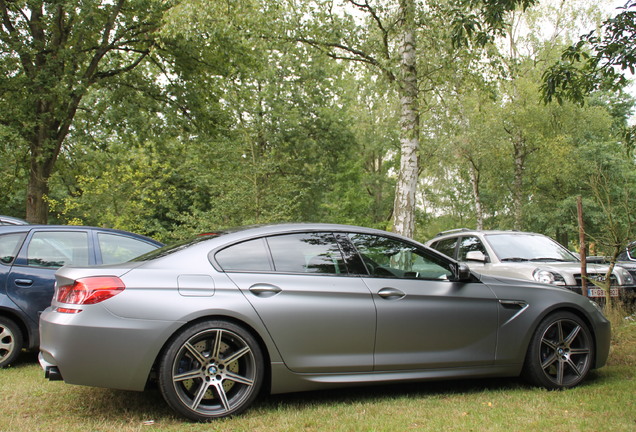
{"left": 392, "top": 0, "right": 419, "bottom": 238}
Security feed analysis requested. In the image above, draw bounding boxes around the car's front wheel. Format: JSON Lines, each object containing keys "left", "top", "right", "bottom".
{"left": 0, "top": 317, "right": 23, "bottom": 368}
{"left": 158, "top": 320, "right": 264, "bottom": 421}
{"left": 522, "top": 311, "right": 594, "bottom": 389}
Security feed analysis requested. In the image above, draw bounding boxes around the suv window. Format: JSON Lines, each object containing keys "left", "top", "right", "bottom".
{"left": 0, "top": 232, "right": 27, "bottom": 264}
{"left": 97, "top": 232, "right": 158, "bottom": 265}
{"left": 27, "top": 231, "right": 89, "bottom": 268}
{"left": 349, "top": 234, "right": 452, "bottom": 280}
{"left": 215, "top": 238, "right": 272, "bottom": 272}
{"left": 267, "top": 233, "right": 346, "bottom": 274}
{"left": 457, "top": 236, "right": 488, "bottom": 261}
{"left": 430, "top": 237, "right": 457, "bottom": 259}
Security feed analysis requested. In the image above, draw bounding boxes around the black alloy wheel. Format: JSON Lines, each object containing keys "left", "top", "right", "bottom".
{"left": 158, "top": 320, "right": 264, "bottom": 421}
{"left": 523, "top": 311, "right": 594, "bottom": 389}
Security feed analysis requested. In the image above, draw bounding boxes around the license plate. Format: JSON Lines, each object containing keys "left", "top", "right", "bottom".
{"left": 587, "top": 288, "right": 619, "bottom": 298}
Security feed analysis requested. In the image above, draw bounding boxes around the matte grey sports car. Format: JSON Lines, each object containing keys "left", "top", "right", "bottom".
{"left": 39, "top": 223, "right": 611, "bottom": 421}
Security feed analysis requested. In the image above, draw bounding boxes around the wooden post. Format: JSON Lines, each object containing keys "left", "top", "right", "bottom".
{"left": 577, "top": 196, "right": 588, "bottom": 297}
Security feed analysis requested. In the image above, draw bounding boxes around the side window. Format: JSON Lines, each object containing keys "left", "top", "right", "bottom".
{"left": 457, "top": 236, "right": 488, "bottom": 261}
{"left": 98, "top": 233, "right": 159, "bottom": 265}
{"left": 349, "top": 234, "right": 452, "bottom": 280}
{"left": 27, "top": 231, "right": 89, "bottom": 268}
{"left": 0, "top": 232, "right": 27, "bottom": 265}
{"left": 215, "top": 238, "right": 272, "bottom": 272}
{"left": 628, "top": 244, "right": 636, "bottom": 261}
{"left": 429, "top": 238, "right": 458, "bottom": 259}
{"left": 267, "top": 233, "right": 346, "bottom": 274}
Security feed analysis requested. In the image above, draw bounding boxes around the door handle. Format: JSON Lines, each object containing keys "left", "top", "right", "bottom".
{"left": 378, "top": 287, "right": 405, "bottom": 300}
{"left": 249, "top": 284, "right": 282, "bottom": 298}
{"left": 14, "top": 279, "right": 34, "bottom": 287}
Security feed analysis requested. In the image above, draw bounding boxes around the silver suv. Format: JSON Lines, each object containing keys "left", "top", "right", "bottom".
{"left": 426, "top": 229, "right": 635, "bottom": 299}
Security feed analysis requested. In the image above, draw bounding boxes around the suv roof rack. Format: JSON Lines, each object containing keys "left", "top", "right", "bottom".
{"left": 434, "top": 228, "right": 472, "bottom": 237}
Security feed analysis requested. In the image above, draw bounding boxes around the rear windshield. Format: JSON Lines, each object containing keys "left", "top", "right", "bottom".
{"left": 132, "top": 233, "right": 222, "bottom": 261}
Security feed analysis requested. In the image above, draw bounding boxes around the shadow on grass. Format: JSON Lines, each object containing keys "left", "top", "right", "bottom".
{"left": 54, "top": 370, "right": 616, "bottom": 422}
{"left": 9, "top": 350, "right": 40, "bottom": 368}
{"left": 18, "top": 356, "right": 613, "bottom": 423}
{"left": 254, "top": 377, "right": 526, "bottom": 413}
{"left": 57, "top": 376, "right": 528, "bottom": 422}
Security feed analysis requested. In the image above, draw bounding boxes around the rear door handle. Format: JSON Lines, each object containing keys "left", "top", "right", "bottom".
{"left": 378, "top": 287, "right": 405, "bottom": 300}
{"left": 249, "top": 284, "right": 282, "bottom": 298}
{"left": 14, "top": 279, "right": 34, "bottom": 287}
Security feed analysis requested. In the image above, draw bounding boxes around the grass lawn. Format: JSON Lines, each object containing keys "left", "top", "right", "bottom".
{"left": 1, "top": 309, "right": 634, "bottom": 432}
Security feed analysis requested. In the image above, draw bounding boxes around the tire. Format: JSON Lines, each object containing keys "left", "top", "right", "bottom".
{"left": 0, "top": 317, "right": 23, "bottom": 368}
{"left": 522, "top": 311, "right": 594, "bottom": 389}
{"left": 158, "top": 320, "right": 264, "bottom": 421}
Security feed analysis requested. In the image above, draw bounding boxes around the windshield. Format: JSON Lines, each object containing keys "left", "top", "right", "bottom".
{"left": 485, "top": 233, "right": 578, "bottom": 263}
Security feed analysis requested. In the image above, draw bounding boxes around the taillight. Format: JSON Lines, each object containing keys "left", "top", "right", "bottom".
{"left": 56, "top": 276, "right": 125, "bottom": 305}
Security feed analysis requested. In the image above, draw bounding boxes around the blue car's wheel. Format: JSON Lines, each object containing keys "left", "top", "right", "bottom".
{"left": 0, "top": 317, "right": 23, "bottom": 368}
{"left": 158, "top": 320, "right": 264, "bottom": 421}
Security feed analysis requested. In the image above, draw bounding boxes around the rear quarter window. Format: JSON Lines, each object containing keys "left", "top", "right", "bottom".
{"left": 430, "top": 238, "right": 458, "bottom": 259}
{"left": 0, "top": 232, "right": 27, "bottom": 265}
{"left": 215, "top": 238, "right": 272, "bottom": 272}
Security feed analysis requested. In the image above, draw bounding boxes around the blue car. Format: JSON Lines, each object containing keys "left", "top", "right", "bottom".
{"left": 0, "top": 215, "right": 29, "bottom": 225}
{"left": 0, "top": 225, "right": 163, "bottom": 367}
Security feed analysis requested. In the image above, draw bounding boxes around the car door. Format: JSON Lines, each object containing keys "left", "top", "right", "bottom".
{"left": 348, "top": 233, "right": 499, "bottom": 370}
{"left": 215, "top": 232, "right": 376, "bottom": 373}
{"left": 7, "top": 229, "right": 91, "bottom": 324}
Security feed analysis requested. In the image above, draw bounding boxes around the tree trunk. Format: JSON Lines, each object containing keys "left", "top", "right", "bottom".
{"left": 512, "top": 133, "right": 525, "bottom": 230}
{"left": 392, "top": 0, "right": 420, "bottom": 238}
{"left": 469, "top": 163, "right": 483, "bottom": 230}
{"left": 26, "top": 105, "right": 64, "bottom": 224}
{"left": 26, "top": 157, "right": 52, "bottom": 224}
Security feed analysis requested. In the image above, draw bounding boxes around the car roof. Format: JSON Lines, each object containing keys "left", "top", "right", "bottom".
{"left": 167, "top": 223, "right": 424, "bottom": 252}
{"left": 0, "top": 215, "right": 29, "bottom": 225}
{"left": 432, "top": 229, "right": 546, "bottom": 238}
{"left": 0, "top": 224, "right": 163, "bottom": 245}
{"left": 201, "top": 222, "right": 413, "bottom": 241}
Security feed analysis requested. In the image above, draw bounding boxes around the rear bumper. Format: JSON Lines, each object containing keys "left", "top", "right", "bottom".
{"left": 39, "top": 306, "right": 180, "bottom": 391}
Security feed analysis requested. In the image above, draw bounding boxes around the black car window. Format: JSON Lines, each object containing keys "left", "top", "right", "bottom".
{"left": 430, "top": 237, "right": 458, "bottom": 259}
{"left": 457, "top": 236, "right": 487, "bottom": 261}
{"left": 26, "top": 231, "right": 89, "bottom": 268}
{"left": 215, "top": 238, "right": 272, "bottom": 272}
{"left": 349, "top": 234, "right": 452, "bottom": 280}
{"left": 97, "top": 232, "right": 159, "bottom": 265}
{"left": 0, "top": 232, "right": 27, "bottom": 265}
{"left": 267, "top": 233, "right": 346, "bottom": 274}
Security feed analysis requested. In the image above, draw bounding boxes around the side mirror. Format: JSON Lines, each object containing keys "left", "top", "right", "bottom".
{"left": 450, "top": 263, "right": 472, "bottom": 282}
{"left": 465, "top": 250, "right": 487, "bottom": 263}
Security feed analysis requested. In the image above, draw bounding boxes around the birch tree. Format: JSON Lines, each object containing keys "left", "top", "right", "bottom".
{"left": 284, "top": 0, "right": 535, "bottom": 237}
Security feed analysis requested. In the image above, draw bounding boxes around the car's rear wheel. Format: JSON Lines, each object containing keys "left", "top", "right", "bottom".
{"left": 158, "top": 320, "right": 264, "bottom": 421}
{"left": 522, "top": 311, "right": 594, "bottom": 389}
{"left": 0, "top": 317, "right": 23, "bottom": 368}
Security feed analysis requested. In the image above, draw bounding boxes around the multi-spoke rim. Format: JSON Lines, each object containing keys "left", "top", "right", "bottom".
{"left": 171, "top": 328, "right": 257, "bottom": 417}
{"left": 0, "top": 324, "right": 16, "bottom": 361}
{"left": 538, "top": 318, "right": 592, "bottom": 387}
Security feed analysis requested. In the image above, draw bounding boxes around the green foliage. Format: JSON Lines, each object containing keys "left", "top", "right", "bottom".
{"left": 0, "top": 0, "right": 634, "bottom": 251}
{"left": 542, "top": 0, "right": 636, "bottom": 105}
